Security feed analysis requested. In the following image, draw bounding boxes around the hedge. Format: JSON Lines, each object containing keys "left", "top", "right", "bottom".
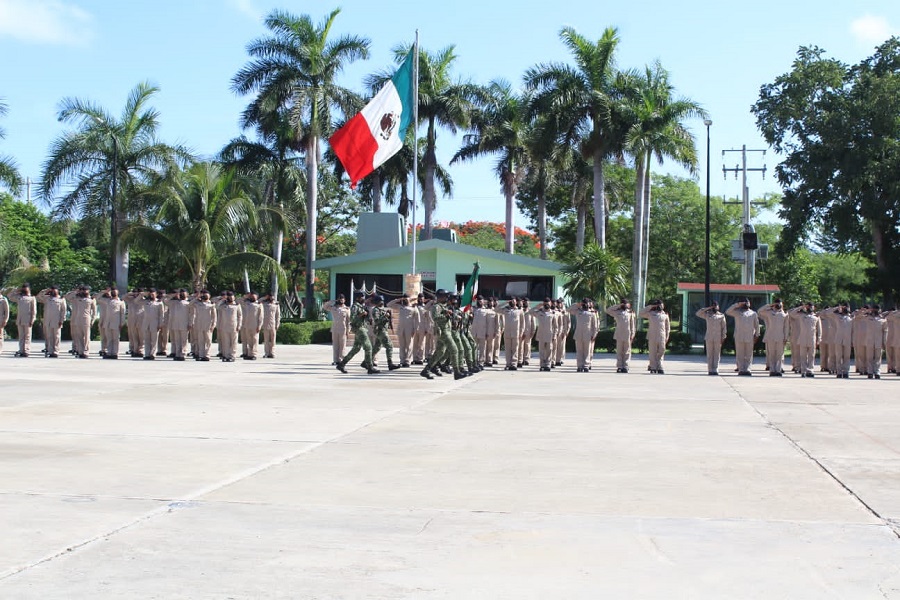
{"left": 276, "top": 321, "right": 333, "bottom": 345}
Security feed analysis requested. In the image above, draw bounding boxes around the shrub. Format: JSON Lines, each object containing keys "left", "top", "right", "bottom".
{"left": 277, "top": 321, "right": 332, "bottom": 345}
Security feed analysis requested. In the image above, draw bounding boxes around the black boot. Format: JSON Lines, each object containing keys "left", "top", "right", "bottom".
{"left": 420, "top": 368, "right": 434, "bottom": 379}
{"left": 336, "top": 362, "right": 347, "bottom": 373}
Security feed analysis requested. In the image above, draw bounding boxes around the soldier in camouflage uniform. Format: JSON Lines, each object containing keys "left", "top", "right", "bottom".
{"left": 425, "top": 290, "right": 467, "bottom": 380}
{"left": 336, "top": 292, "right": 378, "bottom": 375}
{"left": 450, "top": 295, "right": 478, "bottom": 374}
{"left": 368, "top": 295, "right": 401, "bottom": 371}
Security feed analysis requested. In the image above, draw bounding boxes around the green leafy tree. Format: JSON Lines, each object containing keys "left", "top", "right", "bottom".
{"left": 232, "top": 7, "right": 370, "bottom": 314}
{"left": 402, "top": 44, "right": 481, "bottom": 240}
{"left": 525, "top": 26, "right": 626, "bottom": 249}
{"left": 752, "top": 39, "right": 900, "bottom": 299}
{"left": 121, "top": 162, "right": 284, "bottom": 291}
{"left": 561, "top": 243, "right": 629, "bottom": 306}
{"left": 40, "top": 82, "right": 189, "bottom": 290}
{"left": 452, "top": 80, "right": 529, "bottom": 254}
{"left": 0, "top": 100, "right": 23, "bottom": 195}
{"left": 623, "top": 62, "right": 705, "bottom": 309}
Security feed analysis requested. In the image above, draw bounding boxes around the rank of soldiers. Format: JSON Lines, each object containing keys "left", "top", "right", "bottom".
{"left": 2, "top": 284, "right": 898, "bottom": 378}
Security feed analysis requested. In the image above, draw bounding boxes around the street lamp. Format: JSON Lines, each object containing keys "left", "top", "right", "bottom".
{"left": 704, "top": 119, "right": 712, "bottom": 306}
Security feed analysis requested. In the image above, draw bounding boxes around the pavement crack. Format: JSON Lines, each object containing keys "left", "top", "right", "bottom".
{"left": 724, "top": 379, "right": 900, "bottom": 540}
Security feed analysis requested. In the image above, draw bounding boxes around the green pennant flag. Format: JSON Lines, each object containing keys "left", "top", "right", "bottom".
{"left": 461, "top": 261, "right": 480, "bottom": 311}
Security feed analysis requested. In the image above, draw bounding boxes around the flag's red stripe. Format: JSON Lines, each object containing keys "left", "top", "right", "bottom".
{"left": 330, "top": 113, "right": 377, "bottom": 188}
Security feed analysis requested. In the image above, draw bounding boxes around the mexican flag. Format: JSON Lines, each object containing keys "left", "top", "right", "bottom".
{"left": 460, "top": 262, "right": 480, "bottom": 312}
{"left": 330, "top": 49, "right": 416, "bottom": 189}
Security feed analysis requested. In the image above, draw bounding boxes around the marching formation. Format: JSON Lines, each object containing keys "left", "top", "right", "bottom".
{"left": 0, "top": 283, "right": 280, "bottom": 362}
{"left": 4, "top": 282, "right": 898, "bottom": 379}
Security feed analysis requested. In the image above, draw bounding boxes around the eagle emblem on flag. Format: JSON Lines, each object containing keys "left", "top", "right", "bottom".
{"left": 379, "top": 111, "right": 399, "bottom": 140}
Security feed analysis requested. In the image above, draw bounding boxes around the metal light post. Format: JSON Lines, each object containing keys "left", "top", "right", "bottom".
{"left": 704, "top": 119, "right": 712, "bottom": 306}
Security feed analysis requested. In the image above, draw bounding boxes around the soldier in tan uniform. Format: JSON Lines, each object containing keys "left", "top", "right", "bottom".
{"left": 410, "top": 293, "right": 431, "bottom": 365}
{"left": 323, "top": 295, "right": 351, "bottom": 365}
{"left": 140, "top": 289, "right": 166, "bottom": 360}
{"left": 605, "top": 299, "right": 636, "bottom": 373}
{"left": 216, "top": 291, "right": 242, "bottom": 362}
{"left": 553, "top": 299, "right": 569, "bottom": 366}
{"left": 97, "top": 288, "right": 126, "bottom": 358}
{"left": 260, "top": 293, "right": 281, "bottom": 358}
{"left": 0, "top": 289, "right": 9, "bottom": 355}
{"left": 164, "top": 290, "right": 192, "bottom": 361}
{"left": 789, "top": 302, "right": 822, "bottom": 377}
{"left": 518, "top": 299, "right": 535, "bottom": 367}
{"left": 862, "top": 304, "right": 888, "bottom": 379}
{"left": 6, "top": 284, "right": 37, "bottom": 357}
{"left": 500, "top": 298, "right": 525, "bottom": 370}
{"left": 528, "top": 298, "right": 559, "bottom": 371}
{"left": 819, "top": 309, "right": 834, "bottom": 374}
{"left": 726, "top": 298, "right": 760, "bottom": 375}
{"left": 490, "top": 297, "right": 503, "bottom": 366}
{"left": 639, "top": 300, "right": 670, "bottom": 374}
{"left": 821, "top": 302, "right": 854, "bottom": 378}
{"left": 758, "top": 299, "right": 790, "bottom": 377}
{"left": 471, "top": 297, "right": 491, "bottom": 367}
{"left": 886, "top": 307, "right": 900, "bottom": 375}
{"left": 156, "top": 289, "right": 170, "bottom": 357}
{"left": 239, "top": 292, "right": 264, "bottom": 360}
{"left": 191, "top": 291, "right": 217, "bottom": 361}
{"left": 37, "top": 287, "right": 67, "bottom": 358}
{"left": 695, "top": 302, "right": 727, "bottom": 375}
{"left": 852, "top": 306, "right": 868, "bottom": 374}
{"left": 387, "top": 295, "right": 420, "bottom": 367}
{"left": 568, "top": 298, "right": 599, "bottom": 372}
{"left": 124, "top": 289, "right": 146, "bottom": 357}
{"left": 64, "top": 286, "right": 97, "bottom": 358}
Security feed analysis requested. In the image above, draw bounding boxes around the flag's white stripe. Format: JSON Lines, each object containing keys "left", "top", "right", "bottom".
{"left": 360, "top": 82, "right": 404, "bottom": 170}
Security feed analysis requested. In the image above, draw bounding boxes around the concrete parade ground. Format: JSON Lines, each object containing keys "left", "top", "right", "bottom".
{"left": 1, "top": 344, "right": 899, "bottom": 599}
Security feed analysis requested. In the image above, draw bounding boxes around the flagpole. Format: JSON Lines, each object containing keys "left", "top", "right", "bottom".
{"left": 410, "top": 30, "right": 419, "bottom": 278}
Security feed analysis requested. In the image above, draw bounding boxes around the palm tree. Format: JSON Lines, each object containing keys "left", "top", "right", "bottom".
{"left": 625, "top": 63, "right": 705, "bottom": 309}
{"left": 522, "top": 114, "right": 565, "bottom": 259}
{"left": 231, "top": 7, "right": 370, "bottom": 315}
{"left": 525, "top": 26, "right": 624, "bottom": 249}
{"left": 40, "top": 82, "right": 189, "bottom": 291}
{"left": 561, "top": 243, "right": 629, "bottom": 306}
{"left": 122, "top": 162, "right": 284, "bottom": 291}
{"left": 220, "top": 107, "right": 305, "bottom": 295}
{"left": 452, "top": 80, "right": 529, "bottom": 254}
{"left": 400, "top": 44, "right": 481, "bottom": 240}
{"left": 0, "top": 99, "right": 23, "bottom": 195}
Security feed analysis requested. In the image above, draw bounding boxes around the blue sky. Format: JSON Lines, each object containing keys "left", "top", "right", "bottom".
{"left": 1, "top": 0, "right": 898, "bottom": 230}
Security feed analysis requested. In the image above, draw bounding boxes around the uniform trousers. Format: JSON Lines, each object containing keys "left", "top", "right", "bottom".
{"left": 735, "top": 341, "right": 754, "bottom": 373}
{"left": 832, "top": 343, "right": 851, "bottom": 376}
{"left": 170, "top": 329, "right": 188, "bottom": 358}
{"left": 143, "top": 327, "right": 160, "bottom": 358}
{"left": 648, "top": 338, "right": 665, "bottom": 371}
{"left": 331, "top": 329, "right": 347, "bottom": 363}
{"left": 128, "top": 322, "right": 143, "bottom": 355}
{"left": 555, "top": 332, "right": 567, "bottom": 363}
{"left": 218, "top": 328, "right": 238, "bottom": 360}
{"left": 263, "top": 327, "right": 276, "bottom": 356}
{"left": 17, "top": 323, "right": 32, "bottom": 355}
{"left": 574, "top": 337, "right": 592, "bottom": 370}
{"left": 158, "top": 326, "right": 169, "bottom": 355}
{"left": 241, "top": 329, "right": 259, "bottom": 358}
{"left": 519, "top": 337, "right": 531, "bottom": 364}
{"left": 538, "top": 340, "right": 553, "bottom": 368}
{"left": 370, "top": 329, "right": 394, "bottom": 366}
{"left": 504, "top": 334, "right": 519, "bottom": 367}
{"left": 615, "top": 339, "right": 631, "bottom": 370}
{"left": 196, "top": 329, "right": 213, "bottom": 359}
{"left": 865, "top": 346, "right": 883, "bottom": 375}
{"left": 102, "top": 327, "right": 120, "bottom": 357}
{"left": 796, "top": 344, "right": 816, "bottom": 375}
{"left": 44, "top": 325, "right": 62, "bottom": 356}
{"left": 819, "top": 342, "right": 831, "bottom": 372}
{"left": 71, "top": 321, "right": 91, "bottom": 355}
{"left": 397, "top": 327, "right": 413, "bottom": 365}
{"left": 705, "top": 339, "right": 723, "bottom": 373}
{"left": 765, "top": 340, "right": 785, "bottom": 374}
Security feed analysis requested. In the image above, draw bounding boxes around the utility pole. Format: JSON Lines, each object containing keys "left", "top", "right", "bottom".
{"left": 723, "top": 145, "right": 766, "bottom": 285}
{"left": 25, "top": 177, "right": 33, "bottom": 204}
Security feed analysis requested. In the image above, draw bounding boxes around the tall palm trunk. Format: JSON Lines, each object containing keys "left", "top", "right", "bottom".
{"left": 639, "top": 165, "right": 652, "bottom": 308}
{"left": 114, "top": 208, "right": 129, "bottom": 291}
{"left": 504, "top": 187, "right": 515, "bottom": 254}
{"left": 423, "top": 120, "right": 437, "bottom": 240}
{"left": 631, "top": 156, "right": 645, "bottom": 312}
{"left": 268, "top": 179, "right": 282, "bottom": 297}
{"left": 575, "top": 202, "right": 586, "bottom": 254}
{"left": 537, "top": 191, "right": 547, "bottom": 260}
{"left": 592, "top": 148, "right": 606, "bottom": 248}
{"left": 305, "top": 136, "right": 318, "bottom": 318}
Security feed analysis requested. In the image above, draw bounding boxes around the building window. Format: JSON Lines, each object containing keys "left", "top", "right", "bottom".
{"left": 455, "top": 274, "right": 554, "bottom": 301}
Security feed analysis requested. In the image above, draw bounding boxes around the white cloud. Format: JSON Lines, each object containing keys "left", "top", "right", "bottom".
{"left": 0, "top": 0, "right": 93, "bottom": 46}
{"left": 849, "top": 14, "right": 896, "bottom": 46}
{"left": 228, "top": 0, "right": 261, "bottom": 22}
